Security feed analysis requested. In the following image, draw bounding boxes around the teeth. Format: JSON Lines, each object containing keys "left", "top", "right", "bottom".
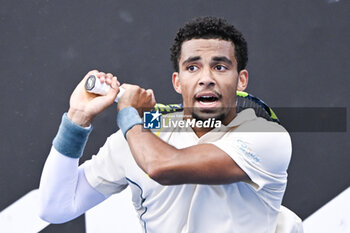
{"left": 199, "top": 97, "right": 217, "bottom": 100}
{"left": 200, "top": 101, "right": 213, "bottom": 105}
{"left": 201, "top": 95, "right": 217, "bottom": 98}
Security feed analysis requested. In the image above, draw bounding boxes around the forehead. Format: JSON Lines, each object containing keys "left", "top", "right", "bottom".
{"left": 180, "top": 39, "right": 236, "bottom": 62}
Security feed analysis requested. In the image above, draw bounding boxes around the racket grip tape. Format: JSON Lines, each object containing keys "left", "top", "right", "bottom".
{"left": 85, "top": 75, "right": 125, "bottom": 103}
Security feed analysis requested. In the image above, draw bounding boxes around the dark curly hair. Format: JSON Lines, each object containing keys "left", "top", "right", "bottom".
{"left": 170, "top": 16, "right": 248, "bottom": 72}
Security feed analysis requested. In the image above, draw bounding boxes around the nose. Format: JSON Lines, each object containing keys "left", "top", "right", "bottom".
{"left": 198, "top": 68, "right": 215, "bottom": 88}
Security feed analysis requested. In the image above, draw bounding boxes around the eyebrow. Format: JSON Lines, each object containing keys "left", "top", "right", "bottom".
{"left": 182, "top": 56, "right": 233, "bottom": 67}
{"left": 211, "top": 56, "right": 233, "bottom": 65}
{"left": 182, "top": 56, "right": 201, "bottom": 66}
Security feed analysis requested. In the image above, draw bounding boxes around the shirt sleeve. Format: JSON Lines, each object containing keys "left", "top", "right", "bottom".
{"left": 39, "top": 147, "right": 107, "bottom": 223}
{"left": 83, "top": 130, "right": 129, "bottom": 196}
{"left": 209, "top": 123, "right": 292, "bottom": 191}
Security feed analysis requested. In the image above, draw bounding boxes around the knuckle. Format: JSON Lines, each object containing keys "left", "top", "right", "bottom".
{"left": 135, "top": 86, "right": 142, "bottom": 92}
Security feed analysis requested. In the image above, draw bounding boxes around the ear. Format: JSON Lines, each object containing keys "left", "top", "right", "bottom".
{"left": 172, "top": 72, "right": 182, "bottom": 94}
{"left": 237, "top": 69, "right": 248, "bottom": 91}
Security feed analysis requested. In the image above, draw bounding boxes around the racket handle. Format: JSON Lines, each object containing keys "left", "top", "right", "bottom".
{"left": 85, "top": 75, "right": 125, "bottom": 103}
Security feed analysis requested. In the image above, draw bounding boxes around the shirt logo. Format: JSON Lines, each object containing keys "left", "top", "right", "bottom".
{"left": 143, "top": 110, "right": 161, "bottom": 129}
{"left": 237, "top": 139, "right": 260, "bottom": 163}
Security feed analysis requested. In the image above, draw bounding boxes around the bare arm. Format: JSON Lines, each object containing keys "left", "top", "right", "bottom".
{"left": 116, "top": 84, "right": 249, "bottom": 185}
{"left": 126, "top": 125, "right": 249, "bottom": 185}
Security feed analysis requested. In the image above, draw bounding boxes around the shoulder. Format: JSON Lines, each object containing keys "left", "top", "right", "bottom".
{"left": 234, "top": 109, "right": 287, "bottom": 133}
{"left": 216, "top": 110, "right": 292, "bottom": 174}
{"left": 211, "top": 115, "right": 292, "bottom": 190}
{"left": 230, "top": 115, "right": 292, "bottom": 174}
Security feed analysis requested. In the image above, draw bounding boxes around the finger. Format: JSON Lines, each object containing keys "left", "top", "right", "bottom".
{"left": 151, "top": 96, "right": 156, "bottom": 107}
{"left": 110, "top": 76, "right": 119, "bottom": 90}
{"left": 146, "top": 89, "right": 153, "bottom": 99}
{"left": 105, "top": 73, "right": 113, "bottom": 85}
{"left": 105, "top": 80, "right": 119, "bottom": 102}
{"left": 146, "top": 89, "right": 156, "bottom": 107}
{"left": 97, "top": 72, "right": 106, "bottom": 83}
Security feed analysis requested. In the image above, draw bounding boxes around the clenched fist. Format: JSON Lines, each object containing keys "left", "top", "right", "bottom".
{"left": 117, "top": 84, "right": 156, "bottom": 116}
{"left": 68, "top": 70, "right": 120, "bottom": 127}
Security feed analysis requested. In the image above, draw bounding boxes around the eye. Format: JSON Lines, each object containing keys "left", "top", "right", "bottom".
{"left": 214, "top": 65, "right": 227, "bottom": 71}
{"left": 187, "top": 65, "right": 198, "bottom": 72}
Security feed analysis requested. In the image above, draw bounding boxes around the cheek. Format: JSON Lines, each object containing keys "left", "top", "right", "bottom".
{"left": 222, "top": 84, "right": 237, "bottom": 103}
{"left": 179, "top": 80, "right": 195, "bottom": 99}
{"left": 182, "top": 90, "right": 192, "bottom": 102}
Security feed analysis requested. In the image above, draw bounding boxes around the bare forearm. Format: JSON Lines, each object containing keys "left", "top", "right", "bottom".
{"left": 126, "top": 125, "right": 178, "bottom": 182}
{"left": 116, "top": 85, "right": 248, "bottom": 185}
{"left": 126, "top": 125, "right": 248, "bottom": 185}
{"left": 67, "top": 108, "right": 93, "bottom": 127}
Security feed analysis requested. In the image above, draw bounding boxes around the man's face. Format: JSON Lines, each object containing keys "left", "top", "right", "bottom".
{"left": 172, "top": 39, "right": 248, "bottom": 124}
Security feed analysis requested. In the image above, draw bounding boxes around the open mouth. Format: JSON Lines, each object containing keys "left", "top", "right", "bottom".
{"left": 196, "top": 96, "right": 219, "bottom": 104}
{"left": 195, "top": 92, "right": 221, "bottom": 106}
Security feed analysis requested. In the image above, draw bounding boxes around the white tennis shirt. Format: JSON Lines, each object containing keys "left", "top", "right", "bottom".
{"left": 83, "top": 109, "right": 292, "bottom": 233}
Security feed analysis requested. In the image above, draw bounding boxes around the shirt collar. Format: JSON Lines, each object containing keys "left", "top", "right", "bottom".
{"left": 226, "top": 108, "right": 257, "bottom": 128}
{"left": 195, "top": 109, "right": 258, "bottom": 142}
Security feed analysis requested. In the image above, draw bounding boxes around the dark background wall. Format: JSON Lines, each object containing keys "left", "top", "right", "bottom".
{"left": 0, "top": 0, "right": 349, "bottom": 232}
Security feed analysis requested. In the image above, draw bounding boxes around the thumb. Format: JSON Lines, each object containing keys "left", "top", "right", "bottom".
{"left": 105, "top": 76, "right": 119, "bottom": 101}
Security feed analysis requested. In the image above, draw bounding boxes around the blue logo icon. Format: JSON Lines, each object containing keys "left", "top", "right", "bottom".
{"left": 143, "top": 110, "right": 161, "bottom": 129}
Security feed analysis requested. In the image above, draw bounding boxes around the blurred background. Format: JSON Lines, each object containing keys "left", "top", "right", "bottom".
{"left": 0, "top": 0, "right": 349, "bottom": 232}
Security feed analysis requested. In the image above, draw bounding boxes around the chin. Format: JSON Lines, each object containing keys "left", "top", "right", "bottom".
{"left": 192, "top": 109, "right": 226, "bottom": 122}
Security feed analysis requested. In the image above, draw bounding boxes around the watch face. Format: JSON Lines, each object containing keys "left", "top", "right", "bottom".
{"left": 85, "top": 75, "right": 96, "bottom": 91}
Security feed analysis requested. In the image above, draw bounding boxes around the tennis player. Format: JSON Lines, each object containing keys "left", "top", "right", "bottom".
{"left": 39, "top": 16, "right": 292, "bottom": 233}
